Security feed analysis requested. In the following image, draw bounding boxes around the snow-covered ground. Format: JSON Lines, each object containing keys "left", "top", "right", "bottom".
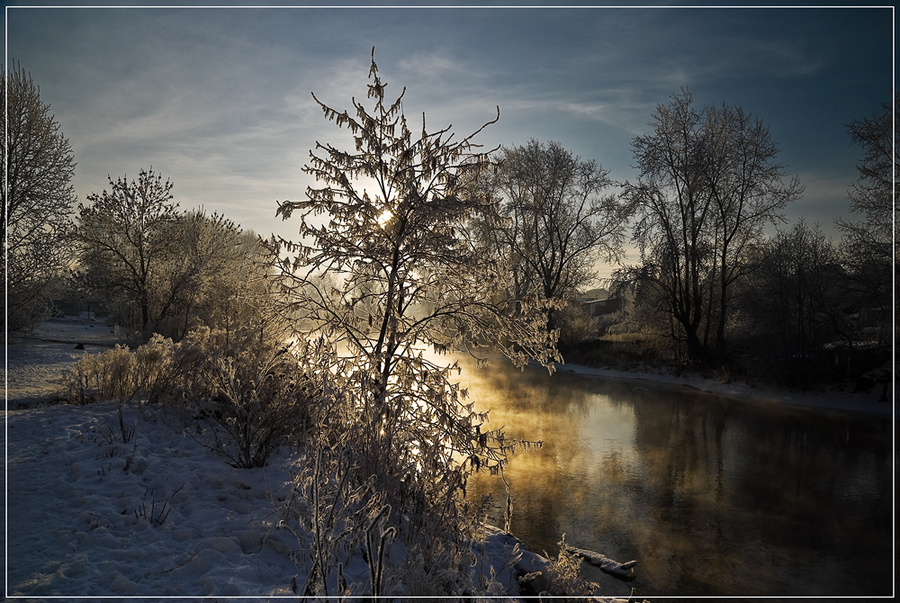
{"left": 5, "top": 316, "right": 127, "bottom": 408}
{"left": 6, "top": 318, "right": 646, "bottom": 600}
{"left": 5, "top": 399, "right": 303, "bottom": 597}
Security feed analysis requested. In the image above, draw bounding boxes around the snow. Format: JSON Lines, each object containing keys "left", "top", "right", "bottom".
{"left": 554, "top": 362, "right": 894, "bottom": 417}
{"left": 5, "top": 316, "right": 126, "bottom": 408}
{"left": 5, "top": 399, "right": 303, "bottom": 597}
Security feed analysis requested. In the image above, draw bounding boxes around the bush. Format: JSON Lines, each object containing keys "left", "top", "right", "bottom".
{"left": 64, "top": 345, "right": 138, "bottom": 404}
{"left": 132, "top": 334, "right": 176, "bottom": 402}
{"left": 556, "top": 302, "right": 600, "bottom": 350}
{"left": 180, "top": 327, "right": 314, "bottom": 468}
{"left": 62, "top": 326, "right": 312, "bottom": 468}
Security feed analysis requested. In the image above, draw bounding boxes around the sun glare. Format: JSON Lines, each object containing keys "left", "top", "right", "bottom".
{"left": 377, "top": 208, "right": 394, "bottom": 228}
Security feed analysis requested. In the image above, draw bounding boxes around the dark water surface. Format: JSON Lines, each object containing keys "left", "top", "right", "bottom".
{"left": 454, "top": 356, "right": 894, "bottom": 599}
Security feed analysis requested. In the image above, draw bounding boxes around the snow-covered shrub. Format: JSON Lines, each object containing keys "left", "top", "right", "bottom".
{"left": 273, "top": 338, "right": 524, "bottom": 598}
{"left": 175, "top": 327, "right": 314, "bottom": 468}
{"left": 62, "top": 324, "right": 310, "bottom": 468}
{"left": 63, "top": 335, "right": 176, "bottom": 405}
{"left": 64, "top": 345, "right": 137, "bottom": 404}
{"left": 132, "top": 333, "right": 176, "bottom": 403}
{"left": 280, "top": 442, "right": 395, "bottom": 597}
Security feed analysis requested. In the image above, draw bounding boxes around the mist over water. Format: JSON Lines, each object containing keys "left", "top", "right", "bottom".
{"left": 452, "top": 355, "right": 893, "bottom": 598}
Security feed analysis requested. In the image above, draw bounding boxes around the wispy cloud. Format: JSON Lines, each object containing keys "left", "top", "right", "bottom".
{"left": 7, "top": 5, "right": 891, "bottom": 243}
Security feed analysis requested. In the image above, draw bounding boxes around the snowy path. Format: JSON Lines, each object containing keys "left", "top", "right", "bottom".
{"left": 5, "top": 317, "right": 127, "bottom": 408}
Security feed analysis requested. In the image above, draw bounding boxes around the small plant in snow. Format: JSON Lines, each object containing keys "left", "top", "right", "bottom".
{"left": 65, "top": 322, "right": 307, "bottom": 468}
{"left": 132, "top": 484, "right": 184, "bottom": 527}
{"left": 279, "top": 442, "right": 391, "bottom": 597}
{"left": 520, "top": 533, "right": 599, "bottom": 598}
{"left": 111, "top": 402, "right": 137, "bottom": 444}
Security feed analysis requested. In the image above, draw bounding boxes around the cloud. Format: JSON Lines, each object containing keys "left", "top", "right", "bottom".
{"left": 397, "top": 48, "right": 470, "bottom": 81}
{"left": 7, "top": 5, "right": 889, "bottom": 248}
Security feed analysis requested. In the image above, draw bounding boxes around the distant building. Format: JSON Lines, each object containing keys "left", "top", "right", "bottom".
{"left": 578, "top": 289, "right": 625, "bottom": 317}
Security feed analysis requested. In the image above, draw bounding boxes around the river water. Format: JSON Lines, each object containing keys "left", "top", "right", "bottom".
{"left": 451, "top": 355, "right": 894, "bottom": 599}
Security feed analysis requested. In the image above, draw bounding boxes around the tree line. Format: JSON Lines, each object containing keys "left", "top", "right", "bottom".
{"left": 611, "top": 91, "right": 893, "bottom": 387}
{"left": 4, "top": 60, "right": 893, "bottom": 383}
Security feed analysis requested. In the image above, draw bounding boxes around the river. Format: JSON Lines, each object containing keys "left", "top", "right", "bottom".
{"left": 450, "top": 355, "right": 894, "bottom": 599}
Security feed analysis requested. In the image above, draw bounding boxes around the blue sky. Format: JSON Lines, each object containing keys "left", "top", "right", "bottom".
{"left": 4, "top": 4, "right": 894, "bottom": 280}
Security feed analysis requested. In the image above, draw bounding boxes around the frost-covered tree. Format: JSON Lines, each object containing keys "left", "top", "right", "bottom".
{"left": 625, "top": 90, "right": 802, "bottom": 364}
{"left": 272, "top": 49, "right": 559, "bottom": 595}
{"left": 274, "top": 48, "right": 560, "bottom": 471}
{"left": 75, "top": 171, "right": 274, "bottom": 339}
{"left": 75, "top": 169, "right": 181, "bottom": 333}
{"left": 838, "top": 98, "right": 895, "bottom": 346}
{"left": 161, "top": 211, "right": 279, "bottom": 343}
{"left": 480, "top": 140, "right": 630, "bottom": 329}
{"left": 2, "top": 61, "right": 77, "bottom": 329}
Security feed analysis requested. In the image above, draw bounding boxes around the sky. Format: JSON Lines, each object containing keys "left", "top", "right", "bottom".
{"left": 4, "top": 3, "right": 895, "bottom": 282}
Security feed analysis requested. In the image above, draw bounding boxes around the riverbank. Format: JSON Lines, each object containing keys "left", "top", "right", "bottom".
{"left": 554, "top": 360, "right": 894, "bottom": 417}
{"left": 8, "top": 316, "right": 893, "bottom": 419}
{"left": 463, "top": 353, "right": 894, "bottom": 598}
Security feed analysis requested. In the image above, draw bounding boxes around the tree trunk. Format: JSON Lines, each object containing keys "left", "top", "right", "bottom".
{"left": 140, "top": 295, "right": 150, "bottom": 333}
{"left": 685, "top": 325, "right": 706, "bottom": 365}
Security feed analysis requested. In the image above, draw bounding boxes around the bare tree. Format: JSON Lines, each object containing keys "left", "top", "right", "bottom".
{"left": 744, "top": 220, "right": 846, "bottom": 383}
{"left": 2, "top": 61, "right": 77, "bottom": 328}
{"left": 274, "top": 48, "right": 558, "bottom": 457}
{"left": 483, "top": 140, "right": 630, "bottom": 329}
{"left": 843, "top": 97, "right": 895, "bottom": 242}
{"left": 702, "top": 102, "right": 804, "bottom": 357}
{"left": 625, "top": 89, "right": 802, "bottom": 364}
{"left": 838, "top": 97, "right": 896, "bottom": 346}
{"left": 75, "top": 169, "right": 180, "bottom": 333}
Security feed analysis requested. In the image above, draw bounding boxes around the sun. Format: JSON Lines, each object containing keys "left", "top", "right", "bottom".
{"left": 377, "top": 208, "right": 394, "bottom": 228}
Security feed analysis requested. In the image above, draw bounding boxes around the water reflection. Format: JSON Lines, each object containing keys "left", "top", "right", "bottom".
{"left": 453, "top": 355, "right": 893, "bottom": 598}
